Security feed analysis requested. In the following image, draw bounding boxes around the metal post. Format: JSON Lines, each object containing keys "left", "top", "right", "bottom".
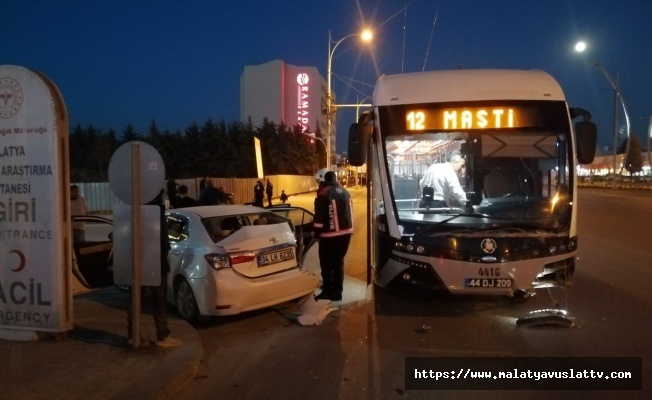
{"left": 591, "top": 62, "right": 631, "bottom": 190}
{"left": 648, "top": 116, "right": 652, "bottom": 181}
{"left": 326, "top": 30, "right": 371, "bottom": 170}
{"left": 326, "top": 31, "right": 333, "bottom": 170}
{"left": 130, "top": 143, "right": 141, "bottom": 348}
{"left": 612, "top": 79, "right": 618, "bottom": 189}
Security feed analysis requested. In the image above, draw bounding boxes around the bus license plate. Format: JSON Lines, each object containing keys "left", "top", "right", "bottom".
{"left": 465, "top": 278, "right": 512, "bottom": 288}
{"left": 258, "top": 248, "right": 295, "bottom": 267}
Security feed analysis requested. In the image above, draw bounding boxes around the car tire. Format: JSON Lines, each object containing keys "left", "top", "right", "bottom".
{"left": 175, "top": 279, "right": 200, "bottom": 321}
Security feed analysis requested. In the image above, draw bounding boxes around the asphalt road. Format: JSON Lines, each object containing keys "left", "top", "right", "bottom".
{"left": 174, "top": 188, "right": 651, "bottom": 400}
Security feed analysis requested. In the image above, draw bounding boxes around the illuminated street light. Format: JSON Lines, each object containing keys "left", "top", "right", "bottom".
{"left": 574, "top": 41, "right": 587, "bottom": 52}
{"left": 326, "top": 29, "right": 373, "bottom": 169}
{"left": 575, "top": 42, "right": 631, "bottom": 189}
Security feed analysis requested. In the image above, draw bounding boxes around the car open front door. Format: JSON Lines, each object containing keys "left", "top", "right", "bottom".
{"left": 71, "top": 215, "right": 115, "bottom": 293}
{"left": 267, "top": 206, "right": 316, "bottom": 265}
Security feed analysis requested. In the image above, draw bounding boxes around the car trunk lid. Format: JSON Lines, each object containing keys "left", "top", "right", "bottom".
{"left": 219, "top": 224, "right": 298, "bottom": 277}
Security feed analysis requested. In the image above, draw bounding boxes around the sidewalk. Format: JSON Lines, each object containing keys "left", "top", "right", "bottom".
{"left": 0, "top": 288, "right": 202, "bottom": 400}
{"left": 0, "top": 280, "right": 367, "bottom": 400}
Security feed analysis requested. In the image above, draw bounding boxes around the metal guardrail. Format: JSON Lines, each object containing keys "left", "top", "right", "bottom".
{"left": 577, "top": 177, "right": 652, "bottom": 190}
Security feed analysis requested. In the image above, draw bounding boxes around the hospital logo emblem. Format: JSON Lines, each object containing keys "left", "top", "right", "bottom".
{"left": 0, "top": 77, "right": 23, "bottom": 118}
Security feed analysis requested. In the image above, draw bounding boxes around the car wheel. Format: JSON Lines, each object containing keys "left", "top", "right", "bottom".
{"left": 175, "top": 279, "right": 200, "bottom": 321}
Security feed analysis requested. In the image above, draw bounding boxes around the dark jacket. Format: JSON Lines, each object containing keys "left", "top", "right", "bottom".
{"left": 147, "top": 191, "right": 171, "bottom": 273}
{"left": 313, "top": 182, "right": 353, "bottom": 238}
{"left": 177, "top": 195, "right": 199, "bottom": 208}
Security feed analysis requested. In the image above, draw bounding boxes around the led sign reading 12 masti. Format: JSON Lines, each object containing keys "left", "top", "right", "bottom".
{"left": 406, "top": 106, "right": 538, "bottom": 131}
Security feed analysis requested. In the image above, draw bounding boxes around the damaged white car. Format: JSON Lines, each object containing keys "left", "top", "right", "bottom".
{"left": 165, "top": 205, "right": 319, "bottom": 321}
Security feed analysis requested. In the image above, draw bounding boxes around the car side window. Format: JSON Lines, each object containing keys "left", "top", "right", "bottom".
{"left": 274, "top": 209, "right": 312, "bottom": 226}
{"left": 167, "top": 215, "right": 189, "bottom": 242}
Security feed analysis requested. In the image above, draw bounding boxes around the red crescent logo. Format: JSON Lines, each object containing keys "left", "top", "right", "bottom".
{"left": 9, "top": 250, "right": 26, "bottom": 272}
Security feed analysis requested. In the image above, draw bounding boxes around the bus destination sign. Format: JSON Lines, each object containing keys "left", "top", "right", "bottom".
{"left": 406, "top": 106, "right": 539, "bottom": 131}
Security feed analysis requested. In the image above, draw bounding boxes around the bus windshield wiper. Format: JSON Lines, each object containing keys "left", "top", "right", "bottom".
{"left": 416, "top": 212, "right": 561, "bottom": 235}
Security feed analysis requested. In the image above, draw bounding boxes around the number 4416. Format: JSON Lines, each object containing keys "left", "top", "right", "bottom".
{"left": 479, "top": 267, "right": 500, "bottom": 277}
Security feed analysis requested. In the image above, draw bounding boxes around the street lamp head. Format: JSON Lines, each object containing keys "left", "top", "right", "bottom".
{"left": 361, "top": 29, "right": 373, "bottom": 43}
{"left": 574, "top": 41, "right": 586, "bottom": 52}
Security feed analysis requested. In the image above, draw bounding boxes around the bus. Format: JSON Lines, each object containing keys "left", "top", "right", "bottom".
{"left": 347, "top": 69, "right": 596, "bottom": 299}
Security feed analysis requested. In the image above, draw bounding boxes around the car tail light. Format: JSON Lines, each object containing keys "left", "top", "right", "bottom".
{"left": 205, "top": 254, "right": 231, "bottom": 270}
{"left": 229, "top": 251, "right": 257, "bottom": 265}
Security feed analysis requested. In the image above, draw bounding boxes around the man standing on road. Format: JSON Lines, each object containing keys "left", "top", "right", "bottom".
{"left": 313, "top": 170, "right": 353, "bottom": 301}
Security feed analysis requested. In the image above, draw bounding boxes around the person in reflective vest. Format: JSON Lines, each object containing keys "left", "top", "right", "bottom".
{"left": 313, "top": 170, "right": 353, "bottom": 301}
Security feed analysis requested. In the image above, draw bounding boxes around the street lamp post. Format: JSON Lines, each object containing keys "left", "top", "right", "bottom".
{"left": 311, "top": 135, "right": 328, "bottom": 167}
{"left": 648, "top": 116, "right": 652, "bottom": 179}
{"left": 355, "top": 95, "right": 372, "bottom": 120}
{"left": 575, "top": 42, "right": 631, "bottom": 189}
{"left": 326, "top": 29, "right": 372, "bottom": 170}
{"left": 590, "top": 61, "right": 631, "bottom": 189}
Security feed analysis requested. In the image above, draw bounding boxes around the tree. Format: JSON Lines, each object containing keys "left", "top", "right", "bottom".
{"left": 120, "top": 124, "right": 142, "bottom": 144}
{"left": 619, "top": 135, "right": 643, "bottom": 176}
{"left": 69, "top": 117, "right": 324, "bottom": 181}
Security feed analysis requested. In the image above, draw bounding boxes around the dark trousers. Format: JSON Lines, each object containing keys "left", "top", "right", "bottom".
{"left": 317, "top": 234, "right": 352, "bottom": 298}
{"left": 128, "top": 271, "right": 170, "bottom": 341}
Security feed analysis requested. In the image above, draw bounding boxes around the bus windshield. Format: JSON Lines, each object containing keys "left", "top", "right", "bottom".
{"left": 379, "top": 101, "right": 573, "bottom": 235}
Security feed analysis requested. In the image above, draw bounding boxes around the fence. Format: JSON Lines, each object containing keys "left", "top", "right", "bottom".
{"left": 74, "top": 175, "right": 317, "bottom": 213}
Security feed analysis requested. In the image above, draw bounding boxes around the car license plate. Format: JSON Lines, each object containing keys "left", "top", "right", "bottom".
{"left": 258, "top": 248, "right": 295, "bottom": 267}
{"left": 465, "top": 278, "right": 512, "bottom": 288}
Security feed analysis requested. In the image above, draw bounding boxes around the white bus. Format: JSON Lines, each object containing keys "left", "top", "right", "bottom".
{"left": 348, "top": 69, "right": 597, "bottom": 299}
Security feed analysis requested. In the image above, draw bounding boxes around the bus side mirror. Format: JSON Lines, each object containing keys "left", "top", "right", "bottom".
{"left": 348, "top": 111, "right": 373, "bottom": 167}
{"left": 575, "top": 121, "right": 597, "bottom": 165}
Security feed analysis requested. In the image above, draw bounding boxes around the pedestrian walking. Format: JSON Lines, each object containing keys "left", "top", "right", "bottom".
{"left": 313, "top": 169, "right": 353, "bottom": 301}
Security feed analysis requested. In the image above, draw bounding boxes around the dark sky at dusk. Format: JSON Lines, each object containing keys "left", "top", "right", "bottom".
{"left": 3, "top": 0, "right": 651, "bottom": 153}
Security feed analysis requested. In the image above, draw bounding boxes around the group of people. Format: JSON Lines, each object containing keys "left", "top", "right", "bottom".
{"left": 253, "top": 178, "right": 275, "bottom": 207}
{"left": 165, "top": 177, "right": 291, "bottom": 209}
{"left": 165, "top": 178, "right": 234, "bottom": 208}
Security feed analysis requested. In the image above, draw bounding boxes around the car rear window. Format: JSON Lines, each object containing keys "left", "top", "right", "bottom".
{"left": 201, "top": 213, "right": 291, "bottom": 242}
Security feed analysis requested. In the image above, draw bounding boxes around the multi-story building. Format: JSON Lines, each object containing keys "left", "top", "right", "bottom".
{"left": 240, "top": 59, "right": 332, "bottom": 151}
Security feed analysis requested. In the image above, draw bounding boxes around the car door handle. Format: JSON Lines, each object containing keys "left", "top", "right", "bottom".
{"left": 171, "top": 250, "right": 181, "bottom": 256}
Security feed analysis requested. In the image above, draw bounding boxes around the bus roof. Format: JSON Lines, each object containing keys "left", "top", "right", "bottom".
{"left": 373, "top": 69, "right": 566, "bottom": 106}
